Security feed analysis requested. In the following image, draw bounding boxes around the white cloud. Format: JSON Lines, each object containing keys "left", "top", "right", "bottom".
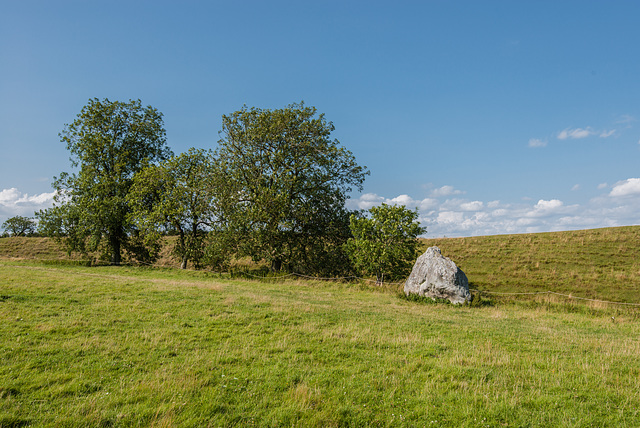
{"left": 528, "top": 138, "right": 547, "bottom": 148}
{"left": 352, "top": 192, "right": 385, "bottom": 210}
{"left": 459, "top": 201, "right": 483, "bottom": 211}
{"left": 557, "top": 127, "right": 594, "bottom": 140}
{"left": 388, "top": 194, "right": 439, "bottom": 211}
{"left": 599, "top": 129, "right": 615, "bottom": 138}
{"left": 515, "top": 218, "right": 537, "bottom": 227}
{"left": 610, "top": 178, "right": 640, "bottom": 197}
{"left": 534, "top": 199, "right": 563, "bottom": 210}
{"left": 350, "top": 177, "right": 640, "bottom": 238}
{"left": 429, "top": 185, "right": 464, "bottom": 197}
{"left": 522, "top": 199, "right": 572, "bottom": 219}
{"left": 0, "top": 188, "right": 21, "bottom": 205}
{"left": 388, "top": 194, "right": 413, "bottom": 206}
{"left": 571, "top": 184, "right": 580, "bottom": 191}
{"left": 437, "top": 211, "right": 464, "bottom": 224}
{"left": 418, "top": 199, "right": 439, "bottom": 211}
{"left": 349, "top": 193, "right": 437, "bottom": 212}
{"left": 0, "top": 188, "right": 56, "bottom": 224}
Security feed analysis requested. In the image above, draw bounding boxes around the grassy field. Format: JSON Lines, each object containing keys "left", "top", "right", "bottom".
{"left": 1, "top": 227, "right": 639, "bottom": 426}
{"left": 4, "top": 226, "right": 640, "bottom": 303}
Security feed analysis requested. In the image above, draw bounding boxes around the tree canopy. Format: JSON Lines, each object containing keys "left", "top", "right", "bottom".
{"left": 2, "top": 216, "right": 36, "bottom": 237}
{"left": 36, "top": 100, "right": 377, "bottom": 274}
{"left": 345, "top": 203, "right": 426, "bottom": 283}
{"left": 128, "top": 148, "right": 218, "bottom": 269}
{"left": 38, "top": 98, "right": 172, "bottom": 264}
{"left": 212, "top": 102, "right": 368, "bottom": 273}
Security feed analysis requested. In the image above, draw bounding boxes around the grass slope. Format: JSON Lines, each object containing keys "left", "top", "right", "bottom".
{"left": 0, "top": 237, "right": 77, "bottom": 261}
{"left": 423, "top": 226, "right": 640, "bottom": 304}
{"left": 0, "top": 236, "right": 184, "bottom": 269}
{"left": 1, "top": 261, "right": 640, "bottom": 427}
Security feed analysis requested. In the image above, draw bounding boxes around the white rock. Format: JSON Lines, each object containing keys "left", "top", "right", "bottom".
{"left": 404, "top": 246, "right": 470, "bottom": 304}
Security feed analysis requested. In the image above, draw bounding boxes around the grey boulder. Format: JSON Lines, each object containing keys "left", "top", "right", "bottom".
{"left": 404, "top": 246, "right": 471, "bottom": 304}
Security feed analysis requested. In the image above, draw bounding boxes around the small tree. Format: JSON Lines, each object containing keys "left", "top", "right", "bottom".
{"left": 128, "top": 148, "right": 218, "bottom": 269}
{"left": 2, "top": 216, "right": 36, "bottom": 237}
{"left": 344, "top": 204, "right": 425, "bottom": 284}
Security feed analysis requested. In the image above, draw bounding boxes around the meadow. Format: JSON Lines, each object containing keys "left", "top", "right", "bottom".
{"left": 1, "top": 227, "right": 639, "bottom": 427}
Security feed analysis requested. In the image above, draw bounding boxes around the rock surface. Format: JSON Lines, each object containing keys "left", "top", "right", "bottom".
{"left": 404, "top": 246, "right": 471, "bottom": 304}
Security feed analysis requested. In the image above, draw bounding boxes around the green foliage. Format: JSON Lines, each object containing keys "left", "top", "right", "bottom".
{"left": 128, "top": 148, "right": 218, "bottom": 269}
{"left": 1, "top": 216, "right": 36, "bottom": 237}
{"left": 36, "top": 98, "right": 172, "bottom": 265}
{"left": 345, "top": 203, "right": 425, "bottom": 283}
{"left": 212, "top": 102, "right": 368, "bottom": 274}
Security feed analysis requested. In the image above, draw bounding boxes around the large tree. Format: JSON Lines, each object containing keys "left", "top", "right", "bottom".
{"left": 345, "top": 203, "right": 426, "bottom": 284}
{"left": 128, "top": 148, "right": 219, "bottom": 269}
{"left": 212, "top": 102, "right": 368, "bottom": 274}
{"left": 37, "top": 98, "right": 172, "bottom": 264}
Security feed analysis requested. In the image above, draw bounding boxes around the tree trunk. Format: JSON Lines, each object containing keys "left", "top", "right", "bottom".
{"left": 179, "top": 230, "right": 187, "bottom": 269}
{"left": 271, "top": 259, "right": 282, "bottom": 272}
{"left": 110, "top": 234, "right": 122, "bottom": 266}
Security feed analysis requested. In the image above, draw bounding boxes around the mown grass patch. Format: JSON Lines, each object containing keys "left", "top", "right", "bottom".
{"left": 1, "top": 261, "right": 639, "bottom": 426}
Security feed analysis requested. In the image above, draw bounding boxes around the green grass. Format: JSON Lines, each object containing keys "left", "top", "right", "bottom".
{"left": 4, "top": 226, "right": 639, "bottom": 303}
{"left": 423, "top": 226, "right": 640, "bottom": 304}
{"left": 1, "top": 261, "right": 640, "bottom": 427}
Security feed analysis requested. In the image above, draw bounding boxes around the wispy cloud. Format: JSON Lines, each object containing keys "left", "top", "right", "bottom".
{"left": 557, "top": 127, "right": 594, "bottom": 140}
{"left": 528, "top": 138, "right": 547, "bottom": 148}
{"left": 615, "top": 114, "right": 635, "bottom": 125}
{"left": 554, "top": 126, "right": 617, "bottom": 141}
{"left": 429, "top": 185, "right": 465, "bottom": 197}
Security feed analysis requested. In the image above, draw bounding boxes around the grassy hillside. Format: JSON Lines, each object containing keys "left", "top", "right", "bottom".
{"left": 0, "top": 236, "right": 78, "bottom": 261}
{"left": 423, "top": 226, "right": 640, "bottom": 304}
{"left": 1, "top": 261, "right": 639, "bottom": 427}
{"left": 0, "top": 236, "right": 184, "bottom": 269}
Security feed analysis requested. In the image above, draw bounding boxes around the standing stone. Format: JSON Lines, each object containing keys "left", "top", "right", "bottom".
{"left": 404, "top": 246, "right": 470, "bottom": 304}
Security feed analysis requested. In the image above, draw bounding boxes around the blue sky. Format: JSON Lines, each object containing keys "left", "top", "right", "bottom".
{"left": 1, "top": 1, "right": 639, "bottom": 237}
